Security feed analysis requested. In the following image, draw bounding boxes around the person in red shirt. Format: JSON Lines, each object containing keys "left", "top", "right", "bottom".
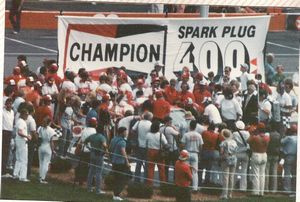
{"left": 175, "top": 150, "right": 192, "bottom": 202}
{"left": 20, "top": 76, "right": 35, "bottom": 97}
{"left": 46, "top": 63, "right": 62, "bottom": 89}
{"left": 4, "top": 66, "right": 24, "bottom": 86}
{"left": 200, "top": 123, "right": 224, "bottom": 185}
{"left": 248, "top": 122, "right": 270, "bottom": 196}
{"left": 193, "top": 73, "right": 212, "bottom": 109}
{"left": 152, "top": 91, "right": 171, "bottom": 122}
{"left": 164, "top": 78, "right": 178, "bottom": 105}
{"left": 178, "top": 83, "right": 195, "bottom": 105}
{"left": 25, "top": 81, "right": 42, "bottom": 108}
{"left": 34, "top": 95, "right": 53, "bottom": 127}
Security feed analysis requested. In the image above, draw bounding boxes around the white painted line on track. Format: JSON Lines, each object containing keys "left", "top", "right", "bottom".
{"left": 267, "top": 41, "right": 299, "bottom": 51}
{"left": 5, "top": 52, "right": 57, "bottom": 56}
{"left": 40, "top": 36, "right": 57, "bottom": 39}
{"left": 5, "top": 37, "right": 58, "bottom": 53}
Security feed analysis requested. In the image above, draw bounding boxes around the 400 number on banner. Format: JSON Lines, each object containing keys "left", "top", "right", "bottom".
{"left": 174, "top": 40, "right": 252, "bottom": 77}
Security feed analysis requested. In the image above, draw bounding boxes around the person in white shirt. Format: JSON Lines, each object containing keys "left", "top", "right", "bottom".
{"left": 276, "top": 83, "right": 292, "bottom": 129}
{"left": 132, "top": 111, "right": 153, "bottom": 182}
{"left": 2, "top": 98, "right": 15, "bottom": 176}
{"left": 219, "top": 129, "right": 238, "bottom": 200}
{"left": 230, "top": 80, "right": 243, "bottom": 107}
{"left": 118, "top": 110, "right": 140, "bottom": 132}
{"left": 145, "top": 120, "right": 168, "bottom": 186}
{"left": 38, "top": 116, "right": 56, "bottom": 184}
{"left": 220, "top": 87, "right": 243, "bottom": 130}
{"left": 42, "top": 77, "right": 59, "bottom": 114}
{"left": 258, "top": 90, "right": 272, "bottom": 123}
{"left": 181, "top": 120, "right": 203, "bottom": 191}
{"left": 132, "top": 79, "right": 146, "bottom": 99}
{"left": 98, "top": 74, "right": 113, "bottom": 94}
{"left": 13, "top": 89, "right": 25, "bottom": 114}
{"left": 75, "top": 117, "right": 97, "bottom": 185}
{"left": 42, "top": 77, "right": 59, "bottom": 96}
{"left": 284, "top": 79, "right": 298, "bottom": 113}
{"left": 232, "top": 121, "right": 250, "bottom": 191}
{"left": 26, "top": 103, "right": 37, "bottom": 178}
{"left": 219, "top": 66, "right": 235, "bottom": 85}
{"left": 239, "top": 63, "right": 251, "bottom": 92}
{"left": 13, "top": 109, "right": 31, "bottom": 182}
{"left": 160, "top": 116, "right": 180, "bottom": 181}
{"left": 203, "top": 97, "right": 222, "bottom": 125}
{"left": 213, "top": 84, "right": 224, "bottom": 108}
{"left": 60, "top": 71, "right": 76, "bottom": 93}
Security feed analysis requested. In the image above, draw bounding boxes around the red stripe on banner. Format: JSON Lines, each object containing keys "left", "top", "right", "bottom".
{"left": 69, "top": 24, "right": 118, "bottom": 38}
{"left": 250, "top": 58, "right": 257, "bottom": 66}
{"left": 251, "top": 69, "right": 257, "bottom": 74}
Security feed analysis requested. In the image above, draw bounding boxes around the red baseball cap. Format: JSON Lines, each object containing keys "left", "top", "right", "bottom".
{"left": 179, "top": 150, "right": 189, "bottom": 161}
{"left": 88, "top": 117, "right": 98, "bottom": 126}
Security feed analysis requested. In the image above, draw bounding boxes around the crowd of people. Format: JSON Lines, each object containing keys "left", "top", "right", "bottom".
{"left": 1, "top": 54, "right": 298, "bottom": 201}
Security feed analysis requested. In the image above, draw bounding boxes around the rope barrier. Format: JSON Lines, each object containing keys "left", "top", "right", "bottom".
{"left": 52, "top": 152, "right": 297, "bottom": 194}
{"left": 55, "top": 136, "right": 297, "bottom": 178}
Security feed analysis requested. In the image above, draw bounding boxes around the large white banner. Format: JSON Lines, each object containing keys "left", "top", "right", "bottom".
{"left": 58, "top": 16, "right": 270, "bottom": 79}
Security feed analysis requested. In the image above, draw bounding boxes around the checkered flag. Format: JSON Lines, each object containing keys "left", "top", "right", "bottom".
{"left": 54, "top": 128, "right": 63, "bottom": 137}
{"left": 282, "top": 116, "right": 291, "bottom": 129}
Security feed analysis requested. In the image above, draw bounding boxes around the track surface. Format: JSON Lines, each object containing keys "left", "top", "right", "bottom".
{"left": 4, "top": 29, "right": 299, "bottom": 77}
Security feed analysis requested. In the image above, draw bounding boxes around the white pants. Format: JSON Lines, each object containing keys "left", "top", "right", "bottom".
{"left": 189, "top": 152, "right": 199, "bottom": 191}
{"left": 235, "top": 152, "right": 249, "bottom": 191}
{"left": 39, "top": 145, "right": 52, "bottom": 180}
{"left": 250, "top": 152, "right": 267, "bottom": 195}
{"left": 13, "top": 139, "right": 28, "bottom": 179}
{"left": 221, "top": 161, "right": 236, "bottom": 198}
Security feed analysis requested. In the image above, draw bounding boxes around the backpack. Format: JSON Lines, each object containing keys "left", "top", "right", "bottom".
{"left": 267, "top": 99, "right": 281, "bottom": 122}
{"left": 126, "top": 118, "right": 140, "bottom": 154}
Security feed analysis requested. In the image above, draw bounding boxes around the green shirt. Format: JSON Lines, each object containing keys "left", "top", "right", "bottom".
{"left": 84, "top": 133, "right": 106, "bottom": 154}
{"left": 272, "top": 73, "right": 285, "bottom": 86}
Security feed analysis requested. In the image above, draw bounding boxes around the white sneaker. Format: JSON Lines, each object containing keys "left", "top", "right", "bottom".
{"left": 12, "top": 175, "right": 18, "bottom": 179}
{"left": 2, "top": 173, "right": 13, "bottom": 178}
{"left": 96, "top": 190, "right": 106, "bottom": 194}
{"left": 40, "top": 179, "right": 48, "bottom": 184}
{"left": 113, "top": 196, "right": 123, "bottom": 201}
{"left": 19, "top": 178, "right": 30, "bottom": 182}
{"left": 12, "top": 31, "right": 19, "bottom": 35}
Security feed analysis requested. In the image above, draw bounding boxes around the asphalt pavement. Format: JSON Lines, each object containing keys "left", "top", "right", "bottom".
{"left": 4, "top": 29, "right": 299, "bottom": 77}
{"left": 4, "top": 0, "right": 299, "bottom": 77}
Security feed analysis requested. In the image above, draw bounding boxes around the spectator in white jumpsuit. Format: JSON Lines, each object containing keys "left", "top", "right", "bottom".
{"left": 38, "top": 116, "right": 56, "bottom": 184}
{"left": 13, "top": 109, "right": 31, "bottom": 182}
{"left": 181, "top": 120, "right": 203, "bottom": 191}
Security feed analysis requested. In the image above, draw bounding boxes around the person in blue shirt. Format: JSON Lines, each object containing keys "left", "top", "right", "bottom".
{"left": 84, "top": 125, "right": 108, "bottom": 194}
{"left": 110, "top": 127, "right": 130, "bottom": 201}
{"left": 281, "top": 124, "right": 297, "bottom": 193}
{"left": 264, "top": 53, "right": 276, "bottom": 86}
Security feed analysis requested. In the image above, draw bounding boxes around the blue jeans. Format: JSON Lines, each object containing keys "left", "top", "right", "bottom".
{"left": 199, "top": 150, "right": 220, "bottom": 185}
{"left": 134, "top": 147, "right": 147, "bottom": 182}
{"left": 283, "top": 155, "right": 296, "bottom": 192}
{"left": 59, "top": 128, "right": 71, "bottom": 156}
{"left": 87, "top": 151, "right": 104, "bottom": 192}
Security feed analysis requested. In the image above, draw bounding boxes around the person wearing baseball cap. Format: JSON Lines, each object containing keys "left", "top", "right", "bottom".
{"left": 152, "top": 90, "right": 171, "bottom": 122}
{"left": 175, "top": 150, "right": 192, "bottom": 202}
{"left": 232, "top": 120, "right": 250, "bottom": 191}
{"left": 203, "top": 97, "right": 222, "bottom": 125}
{"left": 34, "top": 95, "right": 53, "bottom": 127}
{"left": 219, "top": 129, "right": 238, "bottom": 199}
{"left": 46, "top": 62, "right": 62, "bottom": 88}
{"left": 248, "top": 122, "right": 270, "bottom": 197}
